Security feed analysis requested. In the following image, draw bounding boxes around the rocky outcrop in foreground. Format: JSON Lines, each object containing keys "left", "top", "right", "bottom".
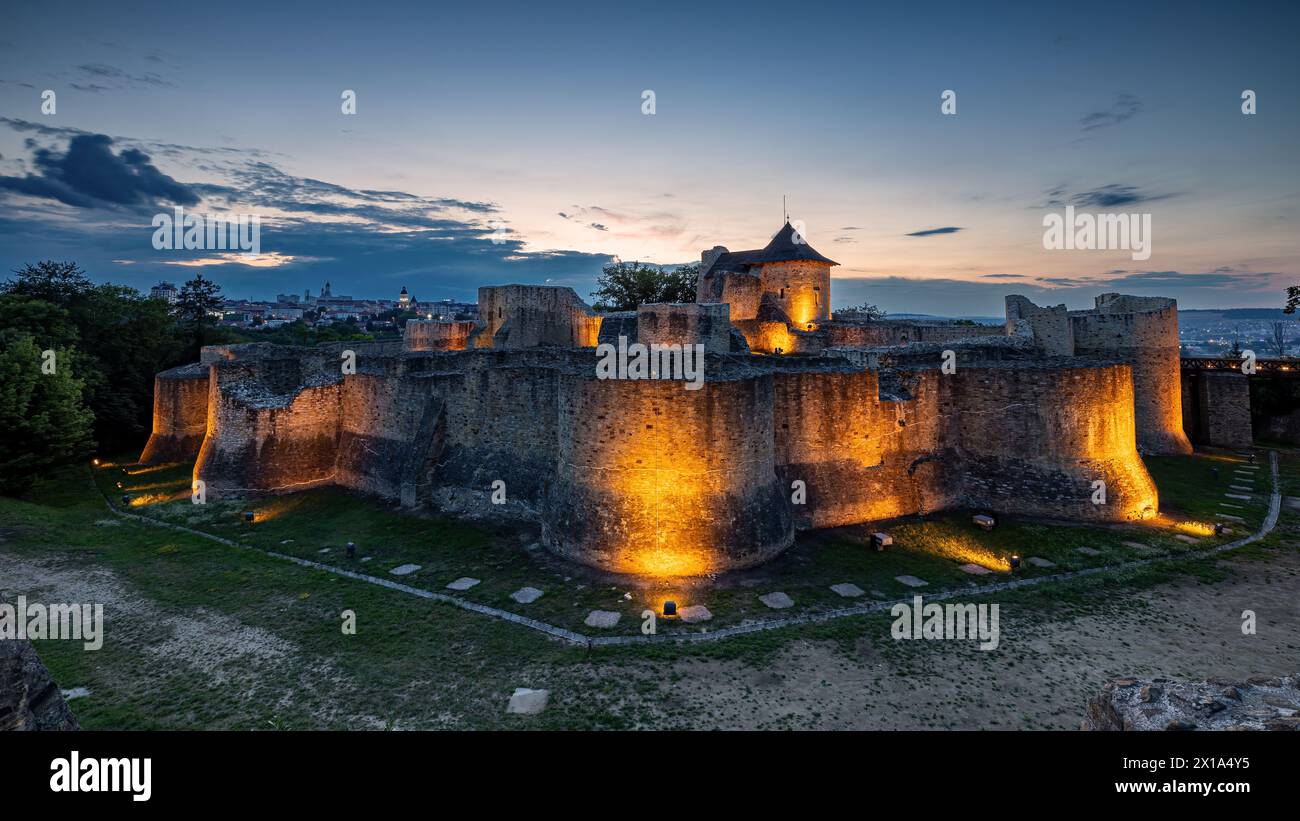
{"left": 1085, "top": 674, "right": 1299, "bottom": 731}
{"left": 0, "top": 639, "right": 80, "bottom": 731}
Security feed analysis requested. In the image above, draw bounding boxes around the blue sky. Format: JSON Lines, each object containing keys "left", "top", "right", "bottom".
{"left": 1, "top": 0, "right": 1297, "bottom": 315}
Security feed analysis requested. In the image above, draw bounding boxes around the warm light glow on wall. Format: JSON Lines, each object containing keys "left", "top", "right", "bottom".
{"left": 251, "top": 496, "right": 306, "bottom": 523}
{"left": 128, "top": 490, "right": 188, "bottom": 507}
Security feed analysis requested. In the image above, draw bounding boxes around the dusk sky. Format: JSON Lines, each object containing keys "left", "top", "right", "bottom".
{"left": 1, "top": 0, "right": 1297, "bottom": 315}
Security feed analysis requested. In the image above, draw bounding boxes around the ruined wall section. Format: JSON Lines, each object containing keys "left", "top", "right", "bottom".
{"left": 635, "top": 302, "right": 732, "bottom": 354}
{"left": 543, "top": 370, "right": 792, "bottom": 574}
{"left": 194, "top": 357, "right": 343, "bottom": 498}
{"left": 1070, "top": 295, "right": 1191, "bottom": 454}
{"left": 404, "top": 319, "right": 476, "bottom": 352}
{"left": 139, "top": 363, "right": 210, "bottom": 465}
{"left": 772, "top": 367, "right": 950, "bottom": 528}
{"left": 940, "top": 362, "right": 1158, "bottom": 520}
{"left": 470, "top": 285, "right": 602, "bottom": 349}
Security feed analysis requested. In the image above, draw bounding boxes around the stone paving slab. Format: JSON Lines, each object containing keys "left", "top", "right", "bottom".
{"left": 1226, "top": 493, "right": 1254, "bottom": 500}
{"left": 958, "top": 563, "right": 990, "bottom": 575}
{"left": 1174, "top": 534, "right": 1201, "bottom": 544}
{"left": 830, "top": 582, "right": 865, "bottom": 598}
{"left": 360, "top": 556, "right": 372, "bottom": 563}
{"left": 1216, "top": 514, "right": 1245, "bottom": 522}
{"left": 760, "top": 591, "right": 794, "bottom": 609}
{"left": 584, "top": 610, "right": 620, "bottom": 628}
{"left": 506, "top": 688, "right": 549, "bottom": 715}
{"left": 1221, "top": 503, "right": 1245, "bottom": 509}
{"left": 389, "top": 563, "right": 421, "bottom": 576}
{"left": 1027, "top": 556, "right": 1056, "bottom": 568}
{"left": 895, "top": 575, "right": 928, "bottom": 587}
{"left": 510, "top": 586, "right": 544, "bottom": 604}
{"left": 1230, "top": 485, "right": 1253, "bottom": 492}
{"left": 680, "top": 605, "right": 713, "bottom": 623}
{"left": 1076, "top": 547, "right": 1102, "bottom": 556}
{"left": 446, "top": 577, "right": 480, "bottom": 591}
{"left": 1123, "top": 541, "right": 1157, "bottom": 553}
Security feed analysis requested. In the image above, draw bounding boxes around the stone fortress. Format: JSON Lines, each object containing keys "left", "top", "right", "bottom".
{"left": 141, "top": 222, "right": 1196, "bottom": 577}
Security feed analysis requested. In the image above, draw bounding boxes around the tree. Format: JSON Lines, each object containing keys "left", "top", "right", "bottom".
{"left": 834, "top": 302, "right": 887, "bottom": 320}
{"left": 1284, "top": 286, "right": 1300, "bottom": 315}
{"left": 590, "top": 262, "right": 697, "bottom": 311}
{"left": 4, "top": 260, "right": 92, "bottom": 305}
{"left": 1270, "top": 320, "right": 1289, "bottom": 357}
{"left": 0, "top": 332, "right": 96, "bottom": 495}
{"left": 174, "top": 274, "right": 224, "bottom": 359}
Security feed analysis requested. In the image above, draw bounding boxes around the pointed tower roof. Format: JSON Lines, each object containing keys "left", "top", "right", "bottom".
{"left": 706, "top": 222, "right": 838, "bottom": 274}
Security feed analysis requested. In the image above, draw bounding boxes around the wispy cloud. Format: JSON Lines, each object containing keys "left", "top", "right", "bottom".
{"left": 1078, "top": 93, "right": 1142, "bottom": 132}
{"left": 905, "top": 226, "right": 962, "bottom": 237}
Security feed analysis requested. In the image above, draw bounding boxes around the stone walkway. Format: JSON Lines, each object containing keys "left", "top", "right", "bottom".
{"left": 96, "top": 453, "right": 1284, "bottom": 648}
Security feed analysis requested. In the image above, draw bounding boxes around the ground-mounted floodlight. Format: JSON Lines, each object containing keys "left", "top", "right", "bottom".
{"left": 346, "top": 541, "right": 356, "bottom": 559}
{"left": 1009, "top": 555, "right": 1022, "bottom": 571}
{"left": 872, "top": 531, "right": 893, "bottom": 551}
{"left": 92, "top": 458, "right": 100, "bottom": 467}
{"left": 243, "top": 511, "right": 255, "bottom": 523}
{"left": 973, "top": 514, "right": 996, "bottom": 531}
{"left": 662, "top": 600, "right": 678, "bottom": 617}
{"left": 120, "top": 494, "right": 130, "bottom": 505}
{"left": 116, "top": 481, "right": 124, "bottom": 489}
{"left": 1214, "top": 523, "right": 1225, "bottom": 537}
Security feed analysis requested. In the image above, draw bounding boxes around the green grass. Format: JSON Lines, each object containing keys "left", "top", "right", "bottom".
{"left": 82, "top": 451, "right": 1269, "bottom": 636}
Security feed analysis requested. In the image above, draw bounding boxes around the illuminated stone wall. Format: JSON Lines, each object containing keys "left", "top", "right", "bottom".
{"left": 758, "top": 260, "right": 831, "bottom": 326}
{"left": 1070, "top": 295, "right": 1191, "bottom": 455}
{"left": 139, "top": 363, "right": 210, "bottom": 465}
{"left": 635, "top": 302, "right": 732, "bottom": 354}
{"left": 404, "top": 319, "right": 476, "bottom": 352}
{"left": 543, "top": 372, "right": 792, "bottom": 574}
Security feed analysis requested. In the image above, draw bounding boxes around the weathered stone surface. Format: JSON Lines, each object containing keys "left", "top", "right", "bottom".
{"left": 830, "top": 582, "right": 865, "bottom": 598}
{"left": 1076, "top": 546, "right": 1102, "bottom": 556}
{"left": 1084, "top": 674, "right": 1300, "bottom": 731}
{"left": 895, "top": 575, "right": 928, "bottom": 587}
{"left": 958, "top": 563, "right": 990, "bottom": 575}
{"left": 759, "top": 592, "right": 794, "bottom": 609}
{"left": 679, "top": 605, "right": 713, "bottom": 623}
{"left": 389, "top": 563, "right": 421, "bottom": 576}
{"left": 510, "top": 586, "right": 544, "bottom": 604}
{"left": 446, "top": 577, "right": 480, "bottom": 591}
{"left": 584, "top": 610, "right": 620, "bottom": 628}
{"left": 506, "top": 687, "right": 549, "bottom": 715}
{"left": 1027, "top": 556, "right": 1056, "bottom": 568}
{"left": 0, "top": 639, "right": 79, "bottom": 731}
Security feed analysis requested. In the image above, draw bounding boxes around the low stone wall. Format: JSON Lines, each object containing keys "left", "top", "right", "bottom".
{"left": 0, "top": 639, "right": 79, "bottom": 731}
{"left": 404, "top": 319, "right": 476, "bottom": 352}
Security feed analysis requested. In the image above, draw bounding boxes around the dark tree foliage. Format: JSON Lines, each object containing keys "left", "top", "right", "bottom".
{"left": 0, "top": 332, "right": 95, "bottom": 495}
{"left": 175, "top": 274, "right": 225, "bottom": 359}
{"left": 590, "top": 262, "right": 697, "bottom": 311}
{"left": 1, "top": 261, "right": 192, "bottom": 458}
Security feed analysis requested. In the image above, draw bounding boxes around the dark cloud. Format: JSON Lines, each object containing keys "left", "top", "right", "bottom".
{"left": 905, "top": 226, "right": 962, "bottom": 237}
{"left": 1079, "top": 93, "right": 1142, "bottom": 132}
{"left": 1040, "top": 183, "right": 1175, "bottom": 209}
{"left": 0, "top": 133, "right": 199, "bottom": 209}
{"left": 71, "top": 63, "right": 175, "bottom": 91}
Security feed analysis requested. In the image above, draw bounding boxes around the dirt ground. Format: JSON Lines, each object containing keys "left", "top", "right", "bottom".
{"left": 634, "top": 550, "right": 1300, "bottom": 729}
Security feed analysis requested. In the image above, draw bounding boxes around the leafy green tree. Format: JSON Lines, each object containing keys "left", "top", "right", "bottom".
{"left": 590, "top": 262, "right": 698, "bottom": 311}
{"left": 174, "top": 274, "right": 225, "bottom": 359}
{"left": 0, "top": 333, "right": 95, "bottom": 495}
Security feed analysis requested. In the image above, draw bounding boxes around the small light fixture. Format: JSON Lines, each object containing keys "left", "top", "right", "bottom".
{"left": 1009, "top": 555, "right": 1022, "bottom": 571}
{"left": 1213, "top": 523, "right": 1225, "bottom": 537}
{"left": 872, "top": 531, "right": 893, "bottom": 551}
{"left": 663, "top": 600, "right": 678, "bottom": 617}
{"left": 973, "top": 514, "right": 996, "bottom": 531}
{"left": 120, "top": 494, "right": 130, "bottom": 505}
{"left": 346, "top": 541, "right": 356, "bottom": 559}
{"left": 243, "top": 511, "right": 255, "bottom": 523}
{"left": 92, "top": 458, "right": 100, "bottom": 466}
{"left": 116, "top": 481, "right": 123, "bottom": 489}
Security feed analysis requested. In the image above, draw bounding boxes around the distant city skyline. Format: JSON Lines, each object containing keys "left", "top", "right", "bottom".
{"left": 1, "top": 0, "right": 1297, "bottom": 315}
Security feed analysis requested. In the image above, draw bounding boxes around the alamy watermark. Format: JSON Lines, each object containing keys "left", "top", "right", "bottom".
{"left": 596, "top": 335, "right": 704, "bottom": 390}
{"left": 890, "top": 595, "right": 999, "bottom": 651}
{"left": 0, "top": 596, "right": 103, "bottom": 650}
{"left": 152, "top": 206, "right": 261, "bottom": 256}
{"left": 1043, "top": 204, "right": 1151, "bottom": 261}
